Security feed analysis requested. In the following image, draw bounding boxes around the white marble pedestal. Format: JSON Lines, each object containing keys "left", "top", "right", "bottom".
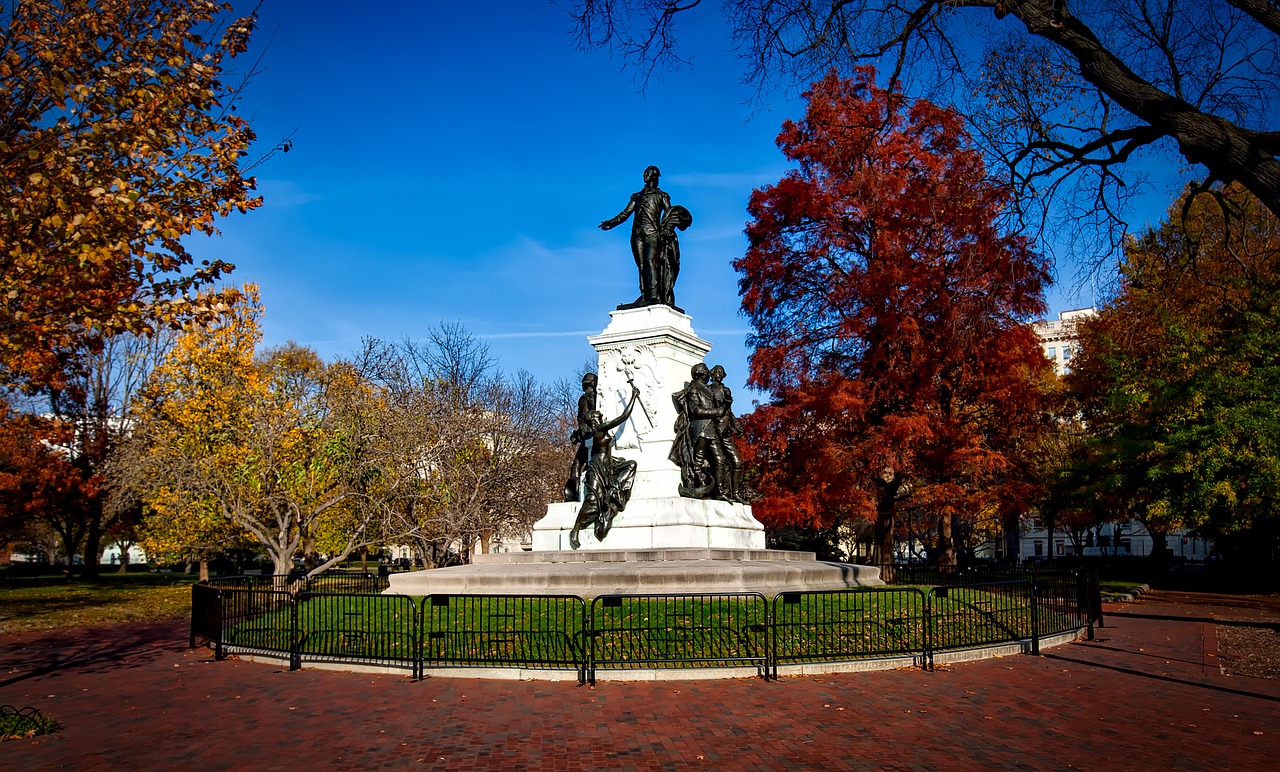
{"left": 533, "top": 498, "right": 764, "bottom": 551}
{"left": 531, "top": 304, "right": 766, "bottom": 551}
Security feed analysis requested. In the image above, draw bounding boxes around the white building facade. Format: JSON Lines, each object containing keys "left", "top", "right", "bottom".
{"left": 1032, "top": 308, "right": 1096, "bottom": 376}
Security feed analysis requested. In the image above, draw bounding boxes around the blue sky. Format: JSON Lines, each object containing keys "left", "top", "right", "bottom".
{"left": 193, "top": 1, "right": 1127, "bottom": 402}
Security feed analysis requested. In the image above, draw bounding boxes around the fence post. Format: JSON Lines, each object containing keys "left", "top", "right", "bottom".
{"left": 923, "top": 590, "right": 934, "bottom": 671}
{"left": 1030, "top": 579, "right": 1041, "bottom": 656}
{"left": 767, "top": 594, "right": 776, "bottom": 681}
{"left": 587, "top": 598, "right": 597, "bottom": 686}
{"left": 1078, "top": 571, "right": 1095, "bottom": 641}
{"left": 289, "top": 593, "right": 302, "bottom": 671}
{"left": 214, "top": 588, "right": 224, "bottom": 661}
{"left": 412, "top": 596, "right": 423, "bottom": 682}
{"left": 1091, "top": 571, "right": 1105, "bottom": 629}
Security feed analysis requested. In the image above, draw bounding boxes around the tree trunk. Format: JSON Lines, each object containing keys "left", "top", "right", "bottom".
{"left": 479, "top": 530, "right": 492, "bottom": 555}
{"left": 1149, "top": 529, "right": 1170, "bottom": 564}
{"left": 80, "top": 498, "right": 107, "bottom": 580}
{"left": 936, "top": 511, "right": 957, "bottom": 566}
{"left": 1003, "top": 509, "right": 1021, "bottom": 563}
{"left": 871, "top": 476, "right": 901, "bottom": 571}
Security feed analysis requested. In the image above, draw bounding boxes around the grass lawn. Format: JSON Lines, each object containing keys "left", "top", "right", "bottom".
{"left": 0, "top": 572, "right": 196, "bottom": 635}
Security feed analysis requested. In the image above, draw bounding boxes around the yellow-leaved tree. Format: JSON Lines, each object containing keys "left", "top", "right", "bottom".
{"left": 126, "top": 286, "right": 392, "bottom": 579}
{"left": 1, "top": 0, "right": 269, "bottom": 389}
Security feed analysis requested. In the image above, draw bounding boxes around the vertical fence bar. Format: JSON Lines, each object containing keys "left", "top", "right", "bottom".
{"left": 923, "top": 591, "right": 933, "bottom": 671}
{"left": 416, "top": 595, "right": 427, "bottom": 681}
{"left": 289, "top": 596, "right": 301, "bottom": 671}
{"left": 1092, "top": 571, "right": 1105, "bottom": 629}
{"left": 1030, "top": 578, "right": 1041, "bottom": 655}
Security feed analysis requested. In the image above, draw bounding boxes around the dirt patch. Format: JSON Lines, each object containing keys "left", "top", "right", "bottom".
{"left": 1218, "top": 623, "right": 1280, "bottom": 680}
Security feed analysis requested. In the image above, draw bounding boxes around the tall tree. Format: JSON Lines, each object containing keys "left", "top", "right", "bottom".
{"left": 1, "top": 0, "right": 265, "bottom": 388}
{"left": 569, "top": 1, "right": 1280, "bottom": 257}
{"left": 1069, "top": 185, "right": 1280, "bottom": 562}
{"left": 354, "top": 330, "right": 565, "bottom": 566}
{"left": 0, "top": 402, "right": 94, "bottom": 564}
{"left": 127, "top": 288, "right": 389, "bottom": 578}
{"left": 737, "top": 70, "right": 1051, "bottom": 565}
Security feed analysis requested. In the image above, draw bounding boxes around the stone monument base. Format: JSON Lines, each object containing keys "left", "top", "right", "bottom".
{"left": 531, "top": 497, "right": 765, "bottom": 552}
{"left": 384, "top": 547, "right": 883, "bottom": 598}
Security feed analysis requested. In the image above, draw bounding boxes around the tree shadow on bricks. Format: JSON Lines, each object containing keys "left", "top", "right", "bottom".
{"left": 1042, "top": 652, "right": 1280, "bottom": 704}
{"left": 0, "top": 620, "right": 187, "bottom": 689}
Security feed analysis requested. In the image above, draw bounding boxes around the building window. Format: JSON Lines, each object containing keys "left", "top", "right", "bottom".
{"left": 1062, "top": 346, "right": 1072, "bottom": 360}
{"left": 1047, "top": 347, "right": 1057, "bottom": 359}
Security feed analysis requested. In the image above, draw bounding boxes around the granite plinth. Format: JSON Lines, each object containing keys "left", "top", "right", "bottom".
{"left": 384, "top": 549, "right": 882, "bottom": 599}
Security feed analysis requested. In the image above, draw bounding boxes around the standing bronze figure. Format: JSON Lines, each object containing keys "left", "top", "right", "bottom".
{"left": 654, "top": 205, "right": 692, "bottom": 310}
{"left": 708, "top": 364, "right": 743, "bottom": 502}
{"left": 563, "top": 372, "right": 598, "bottom": 501}
{"left": 669, "top": 363, "right": 728, "bottom": 499}
{"left": 601, "top": 166, "right": 692, "bottom": 310}
{"left": 569, "top": 385, "right": 640, "bottom": 550}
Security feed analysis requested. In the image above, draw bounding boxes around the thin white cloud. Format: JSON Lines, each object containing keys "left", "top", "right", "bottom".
{"left": 668, "top": 167, "right": 788, "bottom": 190}
{"left": 481, "top": 329, "right": 600, "bottom": 340}
{"left": 699, "top": 328, "right": 752, "bottom": 336}
{"left": 256, "top": 178, "right": 323, "bottom": 207}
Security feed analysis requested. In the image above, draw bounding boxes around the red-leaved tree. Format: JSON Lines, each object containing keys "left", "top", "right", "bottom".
{"left": 0, "top": 401, "right": 97, "bottom": 564}
{"left": 737, "top": 70, "right": 1053, "bottom": 565}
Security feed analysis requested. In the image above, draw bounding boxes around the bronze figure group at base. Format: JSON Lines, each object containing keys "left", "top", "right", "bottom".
{"left": 669, "top": 362, "right": 745, "bottom": 503}
{"left": 563, "top": 374, "right": 639, "bottom": 551}
{"left": 561, "top": 362, "right": 745, "bottom": 549}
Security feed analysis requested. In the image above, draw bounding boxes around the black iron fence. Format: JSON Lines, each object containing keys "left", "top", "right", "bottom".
{"left": 771, "top": 587, "right": 930, "bottom": 674}
{"left": 421, "top": 594, "right": 588, "bottom": 681}
{"left": 591, "top": 593, "right": 771, "bottom": 676}
{"left": 190, "top": 568, "right": 1102, "bottom": 684}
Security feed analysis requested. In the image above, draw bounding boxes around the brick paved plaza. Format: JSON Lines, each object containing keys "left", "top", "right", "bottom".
{"left": 2, "top": 591, "right": 1278, "bottom": 770}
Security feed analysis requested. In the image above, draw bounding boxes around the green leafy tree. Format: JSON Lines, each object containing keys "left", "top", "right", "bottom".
{"left": 127, "top": 288, "right": 390, "bottom": 578}
{"left": 1070, "top": 185, "right": 1280, "bottom": 561}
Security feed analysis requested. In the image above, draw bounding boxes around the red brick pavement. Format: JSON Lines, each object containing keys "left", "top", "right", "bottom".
{"left": 2, "top": 592, "right": 1278, "bottom": 770}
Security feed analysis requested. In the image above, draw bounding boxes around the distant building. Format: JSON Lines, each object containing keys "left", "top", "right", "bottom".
{"left": 1032, "top": 308, "right": 1096, "bottom": 376}
{"left": 1017, "top": 518, "right": 1212, "bottom": 561}
{"left": 1011, "top": 307, "right": 1211, "bottom": 562}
